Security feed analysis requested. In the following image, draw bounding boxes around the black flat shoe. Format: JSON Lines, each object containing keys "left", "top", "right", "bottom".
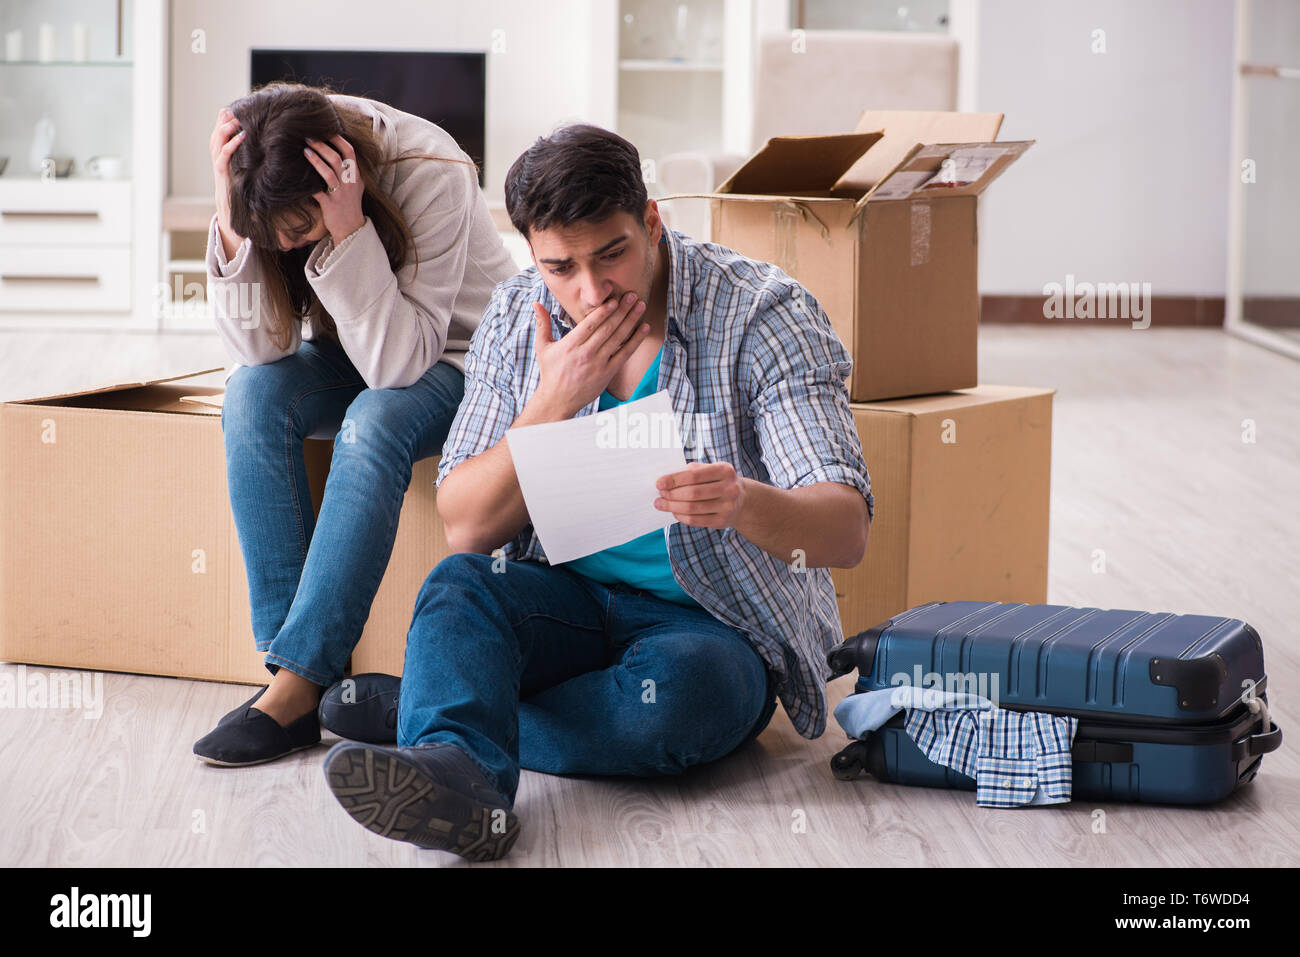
{"left": 216, "top": 686, "right": 268, "bottom": 727}
{"left": 323, "top": 741, "right": 520, "bottom": 861}
{"left": 194, "top": 705, "right": 320, "bottom": 767}
{"left": 318, "top": 673, "right": 400, "bottom": 743}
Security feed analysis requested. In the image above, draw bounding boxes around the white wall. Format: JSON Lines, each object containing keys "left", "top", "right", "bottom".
{"left": 168, "top": 0, "right": 616, "bottom": 202}
{"left": 973, "top": 0, "right": 1235, "bottom": 297}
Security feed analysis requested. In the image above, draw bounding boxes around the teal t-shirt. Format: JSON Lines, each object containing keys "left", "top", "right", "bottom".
{"left": 562, "top": 345, "right": 701, "bottom": 608}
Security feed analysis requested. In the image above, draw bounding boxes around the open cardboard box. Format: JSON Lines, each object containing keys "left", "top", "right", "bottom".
{"left": 0, "top": 368, "right": 448, "bottom": 683}
{"left": 1, "top": 369, "right": 1050, "bottom": 684}
{"left": 670, "top": 109, "right": 1033, "bottom": 402}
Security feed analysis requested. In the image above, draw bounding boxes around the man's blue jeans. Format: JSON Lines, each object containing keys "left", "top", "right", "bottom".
{"left": 400, "top": 552, "right": 780, "bottom": 805}
{"left": 222, "top": 336, "right": 465, "bottom": 686}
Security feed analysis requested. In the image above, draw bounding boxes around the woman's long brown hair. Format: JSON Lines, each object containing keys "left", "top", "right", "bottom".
{"left": 225, "top": 81, "right": 477, "bottom": 351}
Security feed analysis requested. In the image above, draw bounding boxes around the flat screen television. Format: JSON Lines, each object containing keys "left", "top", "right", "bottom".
{"left": 250, "top": 49, "right": 487, "bottom": 186}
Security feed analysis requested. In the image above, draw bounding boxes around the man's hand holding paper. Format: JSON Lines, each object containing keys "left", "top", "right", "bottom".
{"left": 653, "top": 461, "right": 746, "bottom": 530}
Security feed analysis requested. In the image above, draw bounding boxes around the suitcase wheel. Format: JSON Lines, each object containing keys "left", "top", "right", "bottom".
{"left": 831, "top": 739, "right": 871, "bottom": 781}
{"left": 826, "top": 644, "right": 857, "bottom": 679}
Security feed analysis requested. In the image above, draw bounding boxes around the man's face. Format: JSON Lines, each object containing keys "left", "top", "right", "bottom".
{"left": 527, "top": 203, "right": 661, "bottom": 324}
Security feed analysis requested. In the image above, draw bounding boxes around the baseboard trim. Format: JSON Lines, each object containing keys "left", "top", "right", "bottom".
{"left": 1240, "top": 297, "right": 1300, "bottom": 328}
{"left": 981, "top": 295, "right": 1226, "bottom": 326}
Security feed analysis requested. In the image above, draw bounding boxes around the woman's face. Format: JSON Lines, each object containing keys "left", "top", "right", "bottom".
{"left": 275, "top": 206, "right": 329, "bottom": 252}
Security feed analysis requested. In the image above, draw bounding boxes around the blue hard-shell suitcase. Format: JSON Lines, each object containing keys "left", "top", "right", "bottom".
{"left": 826, "top": 601, "right": 1282, "bottom": 804}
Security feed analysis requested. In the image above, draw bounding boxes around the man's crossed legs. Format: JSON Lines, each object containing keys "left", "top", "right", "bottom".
{"left": 323, "top": 553, "right": 777, "bottom": 860}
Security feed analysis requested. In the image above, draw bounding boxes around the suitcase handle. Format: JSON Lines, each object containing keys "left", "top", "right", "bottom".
{"left": 1232, "top": 720, "right": 1282, "bottom": 762}
{"left": 1071, "top": 740, "right": 1133, "bottom": 763}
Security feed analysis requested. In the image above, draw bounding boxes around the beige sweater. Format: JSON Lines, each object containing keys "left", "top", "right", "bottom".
{"left": 207, "top": 93, "right": 517, "bottom": 389}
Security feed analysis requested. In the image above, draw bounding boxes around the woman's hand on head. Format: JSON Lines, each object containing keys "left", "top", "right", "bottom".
{"left": 210, "top": 107, "right": 246, "bottom": 245}
{"left": 304, "top": 134, "right": 366, "bottom": 246}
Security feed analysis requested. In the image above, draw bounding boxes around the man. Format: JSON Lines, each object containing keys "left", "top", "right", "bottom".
{"left": 321, "top": 125, "right": 874, "bottom": 861}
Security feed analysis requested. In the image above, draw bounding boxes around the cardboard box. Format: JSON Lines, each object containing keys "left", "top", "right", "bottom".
{"left": 697, "top": 110, "right": 1032, "bottom": 402}
{"left": 832, "top": 384, "right": 1054, "bottom": 637}
{"left": 0, "top": 369, "right": 450, "bottom": 684}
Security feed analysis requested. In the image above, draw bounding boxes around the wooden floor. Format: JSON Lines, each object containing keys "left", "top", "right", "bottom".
{"left": 1, "top": 325, "right": 1297, "bottom": 867}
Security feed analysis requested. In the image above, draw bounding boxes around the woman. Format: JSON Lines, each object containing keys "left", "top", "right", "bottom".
{"left": 195, "top": 82, "right": 516, "bottom": 766}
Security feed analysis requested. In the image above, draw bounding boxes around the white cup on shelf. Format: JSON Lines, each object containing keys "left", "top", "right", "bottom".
{"left": 38, "top": 23, "right": 56, "bottom": 63}
{"left": 72, "top": 22, "right": 90, "bottom": 62}
{"left": 87, "top": 155, "right": 123, "bottom": 180}
{"left": 4, "top": 30, "right": 22, "bottom": 62}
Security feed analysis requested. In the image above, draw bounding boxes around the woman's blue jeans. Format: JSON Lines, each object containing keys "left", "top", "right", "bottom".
{"left": 221, "top": 337, "right": 465, "bottom": 687}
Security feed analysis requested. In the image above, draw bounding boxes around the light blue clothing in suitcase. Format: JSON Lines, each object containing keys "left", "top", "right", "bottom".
{"left": 835, "top": 685, "right": 993, "bottom": 736}
{"left": 834, "top": 686, "right": 1078, "bottom": 807}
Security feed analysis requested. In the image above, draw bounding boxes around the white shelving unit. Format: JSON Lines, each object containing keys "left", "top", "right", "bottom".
{"left": 0, "top": 0, "right": 166, "bottom": 332}
{"left": 612, "top": 0, "right": 788, "bottom": 179}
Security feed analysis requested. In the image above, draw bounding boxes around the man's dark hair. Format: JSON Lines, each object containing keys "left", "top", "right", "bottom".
{"left": 504, "top": 124, "right": 648, "bottom": 239}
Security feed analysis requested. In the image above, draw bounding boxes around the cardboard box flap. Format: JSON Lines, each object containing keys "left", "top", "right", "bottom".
{"left": 865, "top": 140, "right": 1035, "bottom": 204}
{"left": 717, "top": 132, "right": 883, "bottom": 197}
{"left": 835, "top": 109, "right": 1005, "bottom": 194}
{"left": 657, "top": 191, "right": 847, "bottom": 206}
{"left": 852, "top": 384, "right": 1056, "bottom": 415}
{"left": 8, "top": 367, "right": 225, "bottom": 406}
{"left": 179, "top": 392, "right": 225, "bottom": 411}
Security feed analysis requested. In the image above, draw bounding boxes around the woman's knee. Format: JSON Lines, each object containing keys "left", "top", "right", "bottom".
{"left": 222, "top": 362, "right": 298, "bottom": 432}
{"left": 423, "top": 359, "right": 466, "bottom": 401}
{"left": 335, "top": 388, "right": 427, "bottom": 458}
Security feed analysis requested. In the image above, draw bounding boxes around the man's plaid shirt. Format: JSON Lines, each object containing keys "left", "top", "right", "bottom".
{"left": 436, "top": 227, "right": 874, "bottom": 739}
